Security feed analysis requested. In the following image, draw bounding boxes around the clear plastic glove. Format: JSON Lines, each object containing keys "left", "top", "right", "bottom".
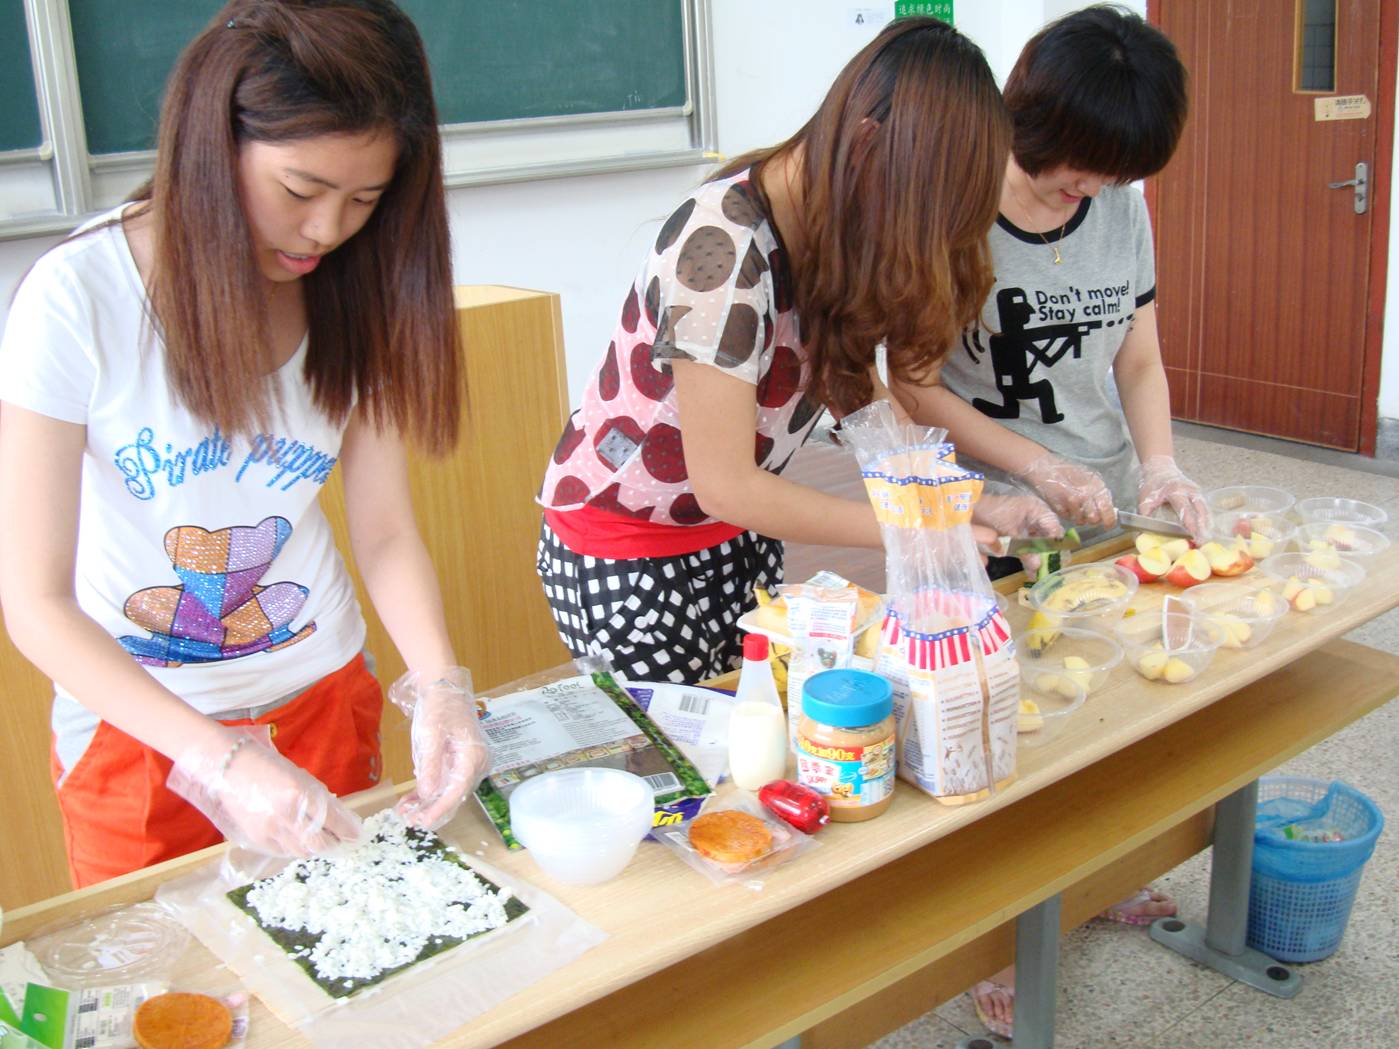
{"left": 1136, "top": 455, "right": 1211, "bottom": 543}
{"left": 388, "top": 666, "right": 491, "bottom": 831}
{"left": 1015, "top": 452, "right": 1116, "bottom": 528}
{"left": 168, "top": 726, "right": 363, "bottom": 857}
{"left": 973, "top": 491, "right": 1064, "bottom": 541}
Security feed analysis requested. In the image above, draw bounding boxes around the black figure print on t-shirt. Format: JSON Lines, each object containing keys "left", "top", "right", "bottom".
{"left": 962, "top": 287, "right": 1102, "bottom": 425}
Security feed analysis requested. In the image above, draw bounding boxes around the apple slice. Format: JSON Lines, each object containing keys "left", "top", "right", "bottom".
{"left": 1135, "top": 533, "right": 1164, "bottom": 555}
{"left": 1062, "top": 655, "right": 1093, "bottom": 691}
{"left": 1304, "top": 546, "right": 1342, "bottom": 571}
{"left": 1159, "top": 538, "right": 1191, "bottom": 562}
{"left": 1116, "top": 553, "right": 1165, "bottom": 583}
{"left": 1247, "top": 534, "right": 1275, "bottom": 559}
{"left": 1163, "top": 657, "right": 1197, "bottom": 683}
{"left": 1252, "top": 589, "right": 1278, "bottom": 616}
{"left": 1308, "top": 579, "right": 1334, "bottom": 605}
{"left": 1164, "top": 548, "right": 1212, "bottom": 588}
{"left": 1215, "top": 614, "right": 1252, "bottom": 648}
{"left": 1324, "top": 523, "right": 1357, "bottom": 550}
{"left": 1200, "top": 540, "right": 1255, "bottom": 578}
{"left": 1233, "top": 517, "right": 1254, "bottom": 539}
{"left": 1282, "top": 575, "right": 1317, "bottom": 611}
{"left": 1137, "top": 649, "right": 1169, "bottom": 680}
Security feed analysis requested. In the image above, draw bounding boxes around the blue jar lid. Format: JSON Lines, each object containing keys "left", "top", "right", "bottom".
{"left": 802, "top": 669, "right": 893, "bottom": 727}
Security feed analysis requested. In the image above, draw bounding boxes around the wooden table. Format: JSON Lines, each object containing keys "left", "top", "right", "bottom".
{"left": 5, "top": 539, "right": 1397, "bottom": 1049}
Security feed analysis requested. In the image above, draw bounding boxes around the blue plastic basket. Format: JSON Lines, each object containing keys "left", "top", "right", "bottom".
{"left": 1247, "top": 776, "right": 1384, "bottom": 963}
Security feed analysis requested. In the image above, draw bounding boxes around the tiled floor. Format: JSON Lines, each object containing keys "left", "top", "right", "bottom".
{"left": 785, "top": 424, "right": 1399, "bottom": 1049}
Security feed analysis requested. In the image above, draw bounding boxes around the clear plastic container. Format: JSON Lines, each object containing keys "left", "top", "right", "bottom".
{"left": 508, "top": 768, "right": 654, "bottom": 885}
{"left": 1025, "top": 562, "right": 1138, "bottom": 633}
{"left": 1294, "top": 522, "right": 1391, "bottom": 560}
{"left": 1205, "top": 485, "right": 1295, "bottom": 515}
{"left": 27, "top": 902, "right": 190, "bottom": 987}
{"left": 1178, "top": 580, "right": 1288, "bottom": 650}
{"left": 1257, "top": 552, "right": 1367, "bottom": 615}
{"left": 1295, "top": 497, "right": 1389, "bottom": 529}
{"left": 1209, "top": 510, "right": 1298, "bottom": 561}
{"left": 1114, "top": 604, "right": 1225, "bottom": 684}
{"left": 1014, "top": 626, "right": 1122, "bottom": 695}
{"left": 1016, "top": 664, "right": 1086, "bottom": 747}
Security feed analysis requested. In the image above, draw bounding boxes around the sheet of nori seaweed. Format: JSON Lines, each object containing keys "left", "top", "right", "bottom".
{"left": 226, "top": 826, "right": 529, "bottom": 1000}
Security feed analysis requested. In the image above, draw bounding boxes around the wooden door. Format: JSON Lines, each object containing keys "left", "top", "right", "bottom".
{"left": 1151, "top": 0, "right": 1396, "bottom": 451}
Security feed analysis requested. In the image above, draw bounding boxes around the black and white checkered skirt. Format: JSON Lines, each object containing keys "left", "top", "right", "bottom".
{"left": 536, "top": 518, "right": 783, "bottom": 683}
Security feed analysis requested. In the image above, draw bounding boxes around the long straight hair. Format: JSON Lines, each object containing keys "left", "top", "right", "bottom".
{"left": 715, "top": 18, "right": 1009, "bottom": 415}
{"left": 133, "top": 0, "right": 459, "bottom": 452}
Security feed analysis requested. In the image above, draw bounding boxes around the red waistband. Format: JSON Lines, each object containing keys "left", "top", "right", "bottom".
{"left": 543, "top": 505, "right": 746, "bottom": 559}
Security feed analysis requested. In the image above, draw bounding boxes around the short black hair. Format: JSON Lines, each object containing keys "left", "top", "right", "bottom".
{"left": 1004, "top": 4, "right": 1187, "bottom": 181}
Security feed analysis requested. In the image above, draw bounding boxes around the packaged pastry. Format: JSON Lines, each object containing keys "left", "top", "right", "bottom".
{"left": 652, "top": 794, "right": 818, "bottom": 889}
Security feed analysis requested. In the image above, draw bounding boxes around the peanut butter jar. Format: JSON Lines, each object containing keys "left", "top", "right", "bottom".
{"left": 796, "top": 669, "right": 896, "bottom": 822}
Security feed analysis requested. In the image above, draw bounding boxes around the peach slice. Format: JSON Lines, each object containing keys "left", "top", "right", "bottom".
{"left": 1165, "top": 548, "right": 1212, "bottom": 588}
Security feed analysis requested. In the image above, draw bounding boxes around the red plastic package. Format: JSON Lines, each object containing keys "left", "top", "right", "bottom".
{"left": 759, "top": 780, "right": 830, "bottom": 834}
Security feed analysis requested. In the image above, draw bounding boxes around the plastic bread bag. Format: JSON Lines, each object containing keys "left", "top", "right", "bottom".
{"left": 650, "top": 792, "right": 818, "bottom": 891}
{"left": 779, "top": 582, "right": 860, "bottom": 749}
{"left": 840, "top": 400, "right": 1019, "bottom": 805}
{"left": 155, "top": 801, "right": 606, "bottom": 1049}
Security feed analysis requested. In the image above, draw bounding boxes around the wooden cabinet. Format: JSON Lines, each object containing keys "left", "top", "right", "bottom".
{"left": 0, "top": 286, "right": 572, "bottom": 909}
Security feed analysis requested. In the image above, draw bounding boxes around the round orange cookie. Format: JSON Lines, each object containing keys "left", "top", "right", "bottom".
{"left": 133, "top": 992, "right": 233, "bottom": 1049}
{"left": 688, "top": 810, "right": 773, "bottom": 865}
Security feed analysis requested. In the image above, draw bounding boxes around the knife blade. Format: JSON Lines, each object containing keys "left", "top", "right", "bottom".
{"left": 1115, "top": 509, "right": 1191, "bottom": 538}
{"left": 1003, "top": 527, "right": 1083, "bottom": 558}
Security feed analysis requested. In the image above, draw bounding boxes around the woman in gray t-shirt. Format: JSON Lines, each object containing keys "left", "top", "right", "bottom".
{"left": 897, "top": 6, "right": 1209, "bottom": 551}
{"left": 893, "top": 7, "right": 1204, "bottom": 1039}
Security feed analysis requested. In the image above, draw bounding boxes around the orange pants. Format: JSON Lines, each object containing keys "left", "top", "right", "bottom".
{"left": 52, "top": 653, "right": 383, "bottom": 889}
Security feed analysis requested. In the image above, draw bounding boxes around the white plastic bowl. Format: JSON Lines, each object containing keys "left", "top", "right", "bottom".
{"left": 1205, "top": 485, "right": 1295, "bottom": 515}
{"left": 1294, "top": 521, "right": 1391, "bottom": 560}
{"left": 1295, "top": 497, "right": 1388, "bottom": 529}
{"left": 1025, "top": 563, "right": 1138, "bottom": 634}
{"left": 1178, "top": 580, "right": 1288, "bottom": 650}
{"left": 1256, "top": 552, "right": 1367, "bottom": 616}
{"left": 509, "top": 768, "right": 654, "bottom": 885}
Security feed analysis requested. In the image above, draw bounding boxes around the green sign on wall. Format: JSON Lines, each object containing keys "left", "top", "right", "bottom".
{"left": 894, "top": 1, "right": 954, "bottom": 22}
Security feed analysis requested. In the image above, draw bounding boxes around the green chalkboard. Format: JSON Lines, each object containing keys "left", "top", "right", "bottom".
{"left": 67, "top": 1, "right": 688, "bottom": 157}
{"left": 0, "top": 3, "right": 43, "bottom": 152}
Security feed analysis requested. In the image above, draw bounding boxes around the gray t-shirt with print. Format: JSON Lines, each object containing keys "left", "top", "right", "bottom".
{"left": 939, "top": 184, "right": 1156, "bottom": 510}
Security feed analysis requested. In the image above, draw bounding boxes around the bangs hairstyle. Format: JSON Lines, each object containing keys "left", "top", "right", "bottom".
{"left": 715, "top": 18, "right": 1009, "bottom": 416}
{"left": 134, "top": 0, "right": 459, "bottom": 452}
{"left": 1005, "top": 4, "right": 1187, "bottom": 183}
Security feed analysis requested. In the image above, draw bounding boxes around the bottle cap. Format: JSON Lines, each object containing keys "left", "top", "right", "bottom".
{"left": 742, "top": 633, "right": 769, "bottom": 661}
{"left": 802, "top": 669, "right": 893, "bottom": 727}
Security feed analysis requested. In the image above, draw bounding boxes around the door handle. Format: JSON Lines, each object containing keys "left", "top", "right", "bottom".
{"left": 1328, "top": 161, "right": 1368, "bottom": 214}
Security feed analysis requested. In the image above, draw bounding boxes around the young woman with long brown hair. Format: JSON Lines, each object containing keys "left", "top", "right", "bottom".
{"left": 536, "top": 17, "right": 1046, "bottom": 682}
{"left": 0, "top": 0, "right": 487, "bottom": 886}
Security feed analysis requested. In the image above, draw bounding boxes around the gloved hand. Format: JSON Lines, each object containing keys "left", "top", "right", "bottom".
{"left": 388, "top": 666, "right": 491, "bottom": 831}
{"left": 973, "top": 491, "right": 1064, "bottom": 540}
{"left": 168, "top": 726, "right": 363, "bottom": 857}
{"left": 1135, "top": 455, "right": 1211, "bottom": 543}
{"left": 1015, "top": 453, "right": 1117, "bottom": 529}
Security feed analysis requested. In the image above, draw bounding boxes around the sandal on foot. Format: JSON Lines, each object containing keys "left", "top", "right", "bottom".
{"left": 970, "top": 979, "right": 1014, "bottom": 1040}
{"left": 1097, "top": 887, "right": 1177, "bottom": 926}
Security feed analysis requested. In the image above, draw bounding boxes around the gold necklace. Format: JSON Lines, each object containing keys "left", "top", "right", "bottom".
{"left": 1009, "top": 184, "right": 1071, "bottom": 265}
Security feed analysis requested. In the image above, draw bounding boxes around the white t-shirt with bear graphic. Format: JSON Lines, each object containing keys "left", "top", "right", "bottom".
{"left": 0, "top": 210, "right": 365, "bottom": 717}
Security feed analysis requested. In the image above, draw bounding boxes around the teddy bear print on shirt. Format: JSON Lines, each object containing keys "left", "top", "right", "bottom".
{"left": 118, "top": 516, "right": 316, "bottom": 667}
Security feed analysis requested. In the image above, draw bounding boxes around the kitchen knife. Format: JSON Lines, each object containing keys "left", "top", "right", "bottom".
{"left": 1115, "top": 509, "right": 1192, "bottom": 538}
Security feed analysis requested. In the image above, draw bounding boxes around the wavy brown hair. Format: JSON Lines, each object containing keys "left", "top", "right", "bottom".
{"left": 716, "top": 17, "right": 1009, "bottom": 416}
{"left": 130, "top": 0, "right": 459, "bottom": 452}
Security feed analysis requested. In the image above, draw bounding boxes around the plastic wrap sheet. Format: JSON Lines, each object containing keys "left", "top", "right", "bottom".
{"left": 155, "top": 811, "right": 605, "bottom": 1049}
{"left": 841, "top": 401, "right": 1019, "bottom": 801}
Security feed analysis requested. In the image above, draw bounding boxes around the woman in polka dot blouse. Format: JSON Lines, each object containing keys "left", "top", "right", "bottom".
{"left": 538, "top": 17, "right": 1019, "bottom": 682}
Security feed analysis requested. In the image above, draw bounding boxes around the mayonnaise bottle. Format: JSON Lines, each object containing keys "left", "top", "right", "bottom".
{"left": 727, "top": 633, "right": 789, "bottom": 790}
